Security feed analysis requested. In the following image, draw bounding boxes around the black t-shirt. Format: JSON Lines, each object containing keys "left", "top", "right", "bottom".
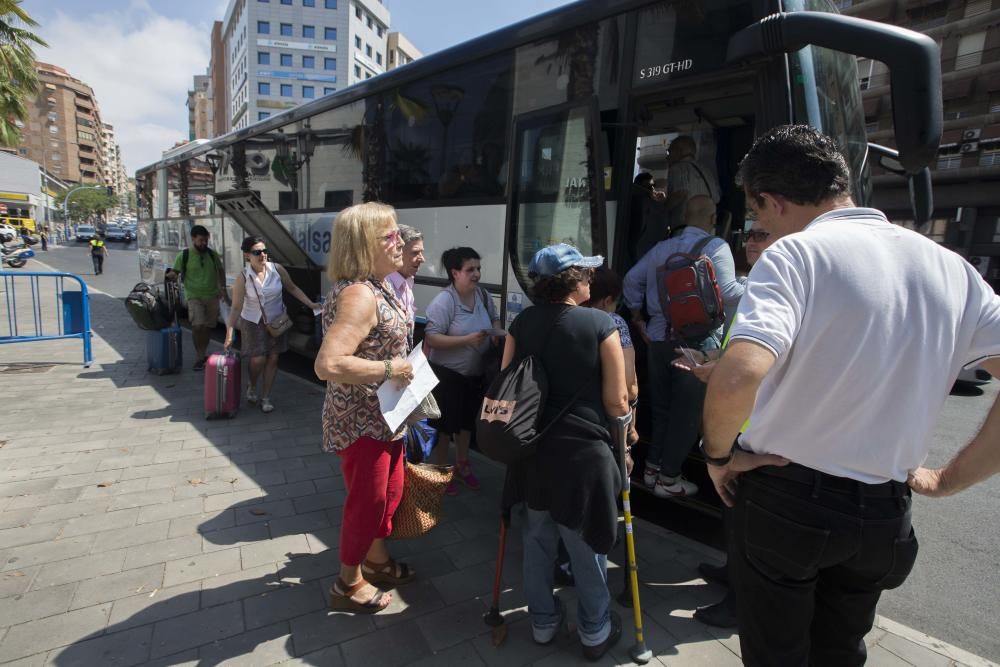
{"left": 509, "top": 303, "right": 617, "bottom": 426}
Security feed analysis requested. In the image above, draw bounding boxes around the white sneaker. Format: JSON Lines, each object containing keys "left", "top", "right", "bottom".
{"left": 643, "top": 465, "right": 660, "bottom": 489}
{"left": 653, "top": 474, "right": 698, "bottom": 498}
{"left": 246, "top": 386, "right": 258, "bottom": 404}
{"left": 260, "top": 397, "right": 274, "bottom": 413}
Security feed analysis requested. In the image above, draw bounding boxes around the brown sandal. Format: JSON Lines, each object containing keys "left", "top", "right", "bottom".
{"left": 362, "top": 558, "right": 415, "bottom": 586}
{"left": 329, "top": 577, "right": 391, "bottom": 614}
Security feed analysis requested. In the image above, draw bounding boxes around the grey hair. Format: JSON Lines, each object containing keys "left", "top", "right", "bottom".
{"left": 399, "top": 224, "right": 423, "bottom": 244}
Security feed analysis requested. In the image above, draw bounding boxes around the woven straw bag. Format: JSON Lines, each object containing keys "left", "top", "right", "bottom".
{"left": 391, "top": 462, "right": 453, "bottom": 539}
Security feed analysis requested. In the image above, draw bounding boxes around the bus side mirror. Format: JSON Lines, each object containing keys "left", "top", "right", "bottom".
{"left": 868, "top": 143, "right": 905, "bottom": 176}
{"left": 908, "top": 168, "right": 933, "bottom": 228}
{"left": 727, "top": 11, "right": 942, "bottom": 176}
{"left": 868, "top": 143, "right": 934, "bottom": 225}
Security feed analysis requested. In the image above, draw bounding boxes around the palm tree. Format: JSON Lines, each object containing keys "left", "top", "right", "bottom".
{"left": 0, "top": 0, "right": 46, "bottom": 147}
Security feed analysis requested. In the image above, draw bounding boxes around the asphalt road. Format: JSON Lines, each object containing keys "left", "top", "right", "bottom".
{"left": 28, "top": 243, "right": 1000, "bottom": 661}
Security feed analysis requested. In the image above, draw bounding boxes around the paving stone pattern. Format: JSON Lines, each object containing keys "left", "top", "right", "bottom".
{"left": 0, "top": 281, "right": 995, "bottom": 666}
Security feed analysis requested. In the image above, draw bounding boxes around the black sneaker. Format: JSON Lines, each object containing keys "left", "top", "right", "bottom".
{"left": 582, "top": 610, "right": 622, "bottom": 662}
{"left": 192, "top": 359, "right": 206, "bottom": 371}
{"left": 694, "top": 594, "right": 738, "bottom": 628}
{"left": 697, "top": 561, "right": 728, "bottom": 586}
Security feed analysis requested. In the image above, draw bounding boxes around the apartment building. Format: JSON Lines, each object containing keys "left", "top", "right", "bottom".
{"left": 209, "top": 21, "right": 228, "bottom": 138}
{"left": 100, "top": 123, "right": 130, "bottom": 214}
{"left": 842, "top": 0, "right": 1000, "bottom": 288}
{"left": 221, "top": 0, "right": 391, "bottom": 132}
{"left": 15, "top": 62, "right": 106, "bottom": 186}
{"left": 101, "top": 123, "right": 125, "bottom": 193}
{"left": 386, "top": 31, "right": 421, "bottom": 71}
{"left": 188, "top": 74, "right": 212, "bottom": 140}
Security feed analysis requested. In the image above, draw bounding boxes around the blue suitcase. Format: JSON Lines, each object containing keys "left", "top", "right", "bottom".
{"left": 147, "top": 326, "right": 182, "bottom": 375}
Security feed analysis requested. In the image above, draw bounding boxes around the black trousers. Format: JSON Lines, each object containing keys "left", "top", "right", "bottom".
{"left": 91, "top": 254, "right": 104, "bottom": 274}
{"left": 730, "top": 463, "right": 918, "bottom": 667}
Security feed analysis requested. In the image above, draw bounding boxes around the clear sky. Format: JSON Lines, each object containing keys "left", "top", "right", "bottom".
{"left": 20, "top": 0, "right": 577, "bottom": 175}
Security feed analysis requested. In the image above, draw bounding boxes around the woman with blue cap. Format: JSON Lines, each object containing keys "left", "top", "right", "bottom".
{"left": 500, "top": 243, "right": 630, "bottom": 662}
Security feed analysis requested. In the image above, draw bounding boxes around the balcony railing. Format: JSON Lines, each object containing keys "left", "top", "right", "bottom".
{"left": 937, "top": 154, "right": 963, "bottom": 169}
{"left": 859, "top": 45, "right": 1000, "bottom": 89}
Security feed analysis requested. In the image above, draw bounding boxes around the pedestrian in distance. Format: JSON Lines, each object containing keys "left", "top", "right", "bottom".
{"left": 314, "top": 202, "right": 416, "bottom": 615}
{"left": 423, "top": 246, "right": 501, "bottom": 495}
{"left": 500, "top": 243, "right": 629, "bottom": 662}
{"left": 386, "top": 224, "right": 426, "bottom": 342}
{"left": 165, "top": 225, "right": 227, "bottom": 371}
{"left": 87, "top": 233, "right": 108, "bottom": 275}
{"left": 624, "top": 194, "right": 744, "bottom": 498}
{"left": 40, "top": 227, "right": 47, "bottom": 251}
{"left": 223, "top": 237, "right": 321, "bottom": 414}
{"left": 702, "top": 124, "right": 1000, "bottom": 666}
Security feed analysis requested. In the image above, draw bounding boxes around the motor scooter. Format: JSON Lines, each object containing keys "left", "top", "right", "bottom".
{"left": 1, "top": 242, "right": 35, "bottom": 269}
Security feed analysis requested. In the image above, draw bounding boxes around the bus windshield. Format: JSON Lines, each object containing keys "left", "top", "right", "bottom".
{"left": 786, "top": 0, "right": 872, "bottom": 205}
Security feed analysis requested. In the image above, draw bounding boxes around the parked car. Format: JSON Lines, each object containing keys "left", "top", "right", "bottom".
{"left": 0, "top": 224, "right": 16, "bottom": 243}
{"left": 104, "top": 225, "right": 127, "bottom": 242}
{"left": 75, "top": 225, "right": 97, "bottom": 242}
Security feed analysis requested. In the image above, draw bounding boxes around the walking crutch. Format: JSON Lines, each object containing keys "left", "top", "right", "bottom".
{"left": 483, "top": 517, "right": 509, "bottom": 646}
{"left": 612, "top": 412, "right": 653, "bottom": 664}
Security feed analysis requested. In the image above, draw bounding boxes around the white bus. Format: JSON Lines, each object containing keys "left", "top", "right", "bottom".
{"left": 136, "top": 0, "right": 941, "bottom": 501}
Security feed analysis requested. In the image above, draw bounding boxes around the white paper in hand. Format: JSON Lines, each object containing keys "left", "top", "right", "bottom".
{"left": 376, "top": 342, "right": 439, "bottom": 432}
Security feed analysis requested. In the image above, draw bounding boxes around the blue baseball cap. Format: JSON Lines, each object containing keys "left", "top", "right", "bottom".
{"left": 528, "top": 243, "right": 604, "bottom": 277}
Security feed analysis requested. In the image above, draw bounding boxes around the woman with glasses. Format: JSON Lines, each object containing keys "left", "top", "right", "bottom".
{"left": 423, "top": 246, "right": 500, "bottom": 495}
{"left": 224, "top": 236, "right": 321, "bottom": 413}
{"left": 314, "top": 203, "right": 416, "bottom": 614}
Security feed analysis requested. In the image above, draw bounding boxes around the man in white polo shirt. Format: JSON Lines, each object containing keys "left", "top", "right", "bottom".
{"left": 702, "top": 125, "right": 1000, "bottom": 666}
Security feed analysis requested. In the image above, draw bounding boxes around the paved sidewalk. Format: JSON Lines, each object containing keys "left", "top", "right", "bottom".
{"left": 0, "top": 275, "right": 996, "bottom": 666}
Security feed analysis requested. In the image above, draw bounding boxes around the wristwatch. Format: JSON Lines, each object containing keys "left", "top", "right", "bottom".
{"left": 700, "top": 439, "right": 736, "bottom": 466}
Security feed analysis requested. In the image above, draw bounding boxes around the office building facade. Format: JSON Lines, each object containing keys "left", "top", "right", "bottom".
{"left": 386, "top": 31, "right": 421, "bottom": 71}
{"left": 222, "top": 0, "right": 391, "bottom": 132}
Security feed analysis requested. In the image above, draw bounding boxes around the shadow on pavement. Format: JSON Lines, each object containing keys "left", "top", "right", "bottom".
{"left": 48, "top": 291, "right": 724, "bottom": 665}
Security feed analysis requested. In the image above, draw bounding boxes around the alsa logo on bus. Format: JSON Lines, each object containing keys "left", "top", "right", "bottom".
{"left": 295, "top": 229, "right": 331, "bottom": 256}
{"left": 638, "top": 59, "right": 694, "bottom": 81}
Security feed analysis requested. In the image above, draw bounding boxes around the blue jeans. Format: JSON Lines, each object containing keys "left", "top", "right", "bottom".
{"left": 522, "top": 507, "right": 611, "bottom": 646}
{"left": 646, "top": 338, "right": 716, "bottom": 476}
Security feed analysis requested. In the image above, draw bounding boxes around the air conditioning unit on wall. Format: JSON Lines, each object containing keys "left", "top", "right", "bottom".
{"left": 961, "top": 141, "right": 980, "bottom": 153}
{"left": 962, "top": 128, "right": 982, "bottom": 141}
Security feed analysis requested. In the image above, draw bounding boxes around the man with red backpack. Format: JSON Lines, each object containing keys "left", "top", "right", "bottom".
{"left": 623, "top": 194, "right": 744, "bottom": 497}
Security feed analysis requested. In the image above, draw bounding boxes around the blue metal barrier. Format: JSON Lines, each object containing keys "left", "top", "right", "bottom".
{"left": 0, "top": 271, "right": 93, "bottom": 367}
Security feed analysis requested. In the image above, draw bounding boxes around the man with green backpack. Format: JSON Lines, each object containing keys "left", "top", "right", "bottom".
{"left": 165, "top": 225, "right": 227, "bottom": 371}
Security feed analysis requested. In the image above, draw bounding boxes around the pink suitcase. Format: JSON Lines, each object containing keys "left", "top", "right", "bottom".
{"left": 205, "top": 352, "right": 241, "bottom": 419}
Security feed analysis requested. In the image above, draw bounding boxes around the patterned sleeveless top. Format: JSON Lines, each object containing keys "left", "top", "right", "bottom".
{"left": 321, "top": 278, "right": 409, "bottom": 453}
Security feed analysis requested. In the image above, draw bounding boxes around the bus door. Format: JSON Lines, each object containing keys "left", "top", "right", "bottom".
{"left": 503, "top": 98, "right": 607, "bottom": 325}
{"left": 620, "top": 76, "right": 759, "bottom": 276}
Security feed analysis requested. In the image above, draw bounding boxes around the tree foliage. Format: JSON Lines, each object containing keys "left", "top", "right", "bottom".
{"left": 0, "top": 0, "right": 46, "bottom": 147}
{"left": 55, "top": 188, "right": 117, "bottom": 221}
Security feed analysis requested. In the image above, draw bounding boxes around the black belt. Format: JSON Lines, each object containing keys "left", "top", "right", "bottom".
{"left": 754, "top": 462, "right": 910, "bottom": 499}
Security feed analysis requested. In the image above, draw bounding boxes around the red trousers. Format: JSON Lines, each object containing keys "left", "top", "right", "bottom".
{"left": 338, "top": 436, "right": 404, "bottom": 566}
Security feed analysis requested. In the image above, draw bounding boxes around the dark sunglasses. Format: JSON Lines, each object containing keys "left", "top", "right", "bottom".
{"left": 747, "top": 230, "right": 770, "bottom": 242}
{"left": 249, "top": 248, "right": 268, "bottom": 257}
